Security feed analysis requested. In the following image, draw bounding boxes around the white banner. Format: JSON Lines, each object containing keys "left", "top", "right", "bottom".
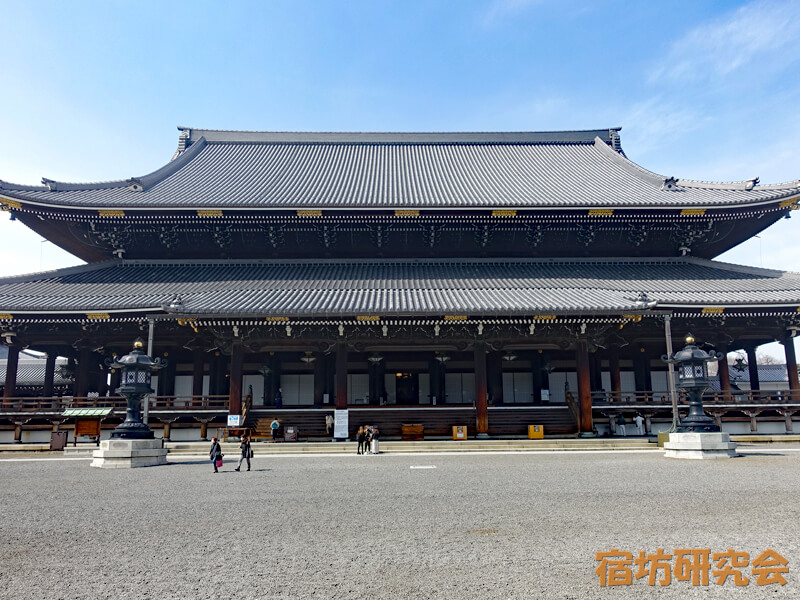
{"left": 334, "top": 409, "right": 349, "bottom": 439}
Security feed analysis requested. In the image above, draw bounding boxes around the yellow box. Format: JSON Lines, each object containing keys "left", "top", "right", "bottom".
{"left": 528, "top": 424, "right": 544, "bottom": 439}
{"left": 452, "top": 425, "right": 468, "bottom": 440}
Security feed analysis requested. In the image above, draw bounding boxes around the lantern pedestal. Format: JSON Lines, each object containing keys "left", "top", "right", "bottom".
{"left": 664, "top": 432, "right": 737, "bottom": 460}
{"left": 90, "top": 438, "right": 169, "bottom": 469}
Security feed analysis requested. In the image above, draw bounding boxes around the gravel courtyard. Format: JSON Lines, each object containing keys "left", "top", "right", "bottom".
{"left": 1, "top": 450, "right": 798, "bottom": 599}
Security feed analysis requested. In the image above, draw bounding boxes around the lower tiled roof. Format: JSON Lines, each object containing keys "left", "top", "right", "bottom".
{"left": 0, "top": 257, "right": 799, "bottom": 317}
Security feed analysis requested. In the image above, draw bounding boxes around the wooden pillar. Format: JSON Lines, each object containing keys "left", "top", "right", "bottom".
{"left": 609, "top": 348, "right": 621, "bottom": 401}
{"left": 110, "top": 365, "right": 121, "bottom": 394}
{"left": 717, "top": 345, "right": 732, "bottom": 401}
{"left": 3, "top": 345, "right": 19, "bottom": 399}
{"left": 313, "top": 352, "right": 326, "bottom": 406}
{"left": 192, "top": 349, "right": 205, "bottom": 398}
{"left": 633, "top": 347, "right": 651, "bottom": 393}
{"left": 228, "top": 343, "right": 243, "bottom": 415}
{"left": 75, "top": 347, "right": 91, "bottom": 397}
{"left": 487, "top": 351, "right": 503, "bottom": 405}
{"left": 163, "top": 422, "right": 172, "bottom": 440}
{"left": 335, "top": 342, "right": 347, "bottom": 409}
{"left": 162, "top": 352, "right": 176, "bottom": 397}
{"left": 531, "top": 351, "right": 543, "bottom": 404}
{"left": 782, "top": 337, "right": 800, "bottom": 401}
{"left": 589, "top": 352, "right": 602, "bottom": 391}
{"left": 200, "top": 421, "right": 208, "bottom": 440}
{"left": 474, "top": 342, "right": 488, "bottom": 435}
{"left": 43, "top": 351, "right": 57, "bottom": 398}
{"left": 745, "top": 346, "right": 760, "bottom": 391}
{"left": 576, "top": 340, "right": 593, "bottom": 434}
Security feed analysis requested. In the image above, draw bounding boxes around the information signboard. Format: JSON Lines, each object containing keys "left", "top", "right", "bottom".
{"left": 334, "top": 409, "right": 349, "bottom": 439}
{"left": 227, "top": 414, "right": 242, "bottom": 428}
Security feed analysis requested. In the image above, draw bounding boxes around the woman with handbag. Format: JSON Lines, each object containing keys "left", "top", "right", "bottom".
{"left": 209, "top": 437, "right": 223, "bottom": 473}
{"left": 235, "top": 435, "right": 251, "bottom": 471}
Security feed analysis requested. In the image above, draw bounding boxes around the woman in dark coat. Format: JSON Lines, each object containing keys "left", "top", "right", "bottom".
{"left": 235, "top": 435, "right": 251, "bottom": 471}
{"left": 209, "top": 437, "right": 223, "bottom": 473}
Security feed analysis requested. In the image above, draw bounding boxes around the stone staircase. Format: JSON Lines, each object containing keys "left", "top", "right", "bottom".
{"left": 165, "top": 437, "right": 655, "bottom": 455}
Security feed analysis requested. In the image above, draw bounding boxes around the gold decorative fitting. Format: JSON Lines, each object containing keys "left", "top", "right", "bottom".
{"left": 297, "top": 210, "right": 322, "bottom": 217}
{"left": 444, "top": 315, "right": 468, "bottom": 321}
{"left": 264, "top": 316, "right": 289, "bottom": 322}
{"left": 588, "top": 209, "right": 614, "bottom": 216}
{"left": 621, "top": 314, "right": 642, "bottom": 322}
{"left": 86, "top": 312, "right": 110, "bottom": 320}
{"left": 701, "top": 307, "right": 725, "bottom": 314}
{"left": 1, "top": 198, "right": 22, "bottom": 210}
{"left": 177, "top": 318, "right": 197, "bottom": 326}
{"left": 197, "top": 210, "right": 223, "bottom": 217}
{"left": 680, "top": 209, "right": 706, "bottom": 216}
{"left": 533, "top": 315, "right": 557, "bottom": 320}
{"left": 356, "top": 315, "right": 380, "bottom": 321}
{"left": 779, "top": 198, "right": 799, "bottom": 209}
{"left": 491, "top": 210, "right": 517, "bottom": 217}
{"left": 0, "top": 313, "right": 13, "bottom": 320}
{"left": 98, "top": 210, "right": 125, "bottom": 217}
{"left": 394, "top": 209, "right": 419, "bottom": 217}
{"left": 685, "top": 334, "right": 695, "bottom": 344}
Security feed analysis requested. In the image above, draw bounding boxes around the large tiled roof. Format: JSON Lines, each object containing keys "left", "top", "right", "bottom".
{"left": 1, "top": 128, "right": 797, "bottom": 210}
{"left": 0, "top": 258, "right": 799, "bottom": 317}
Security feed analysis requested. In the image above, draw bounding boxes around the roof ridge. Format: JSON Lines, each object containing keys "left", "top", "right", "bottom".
{"left": 178, "top": 127, "right": 621, "bottom": 146}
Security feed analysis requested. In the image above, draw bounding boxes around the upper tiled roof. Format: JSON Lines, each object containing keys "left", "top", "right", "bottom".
{"left": 0, "top": 128, "right": 797, "bottom": 210}
{"left": 0, "top": 257, "right": 799, "bottom": 317}
{"left": 0, "top": 357, "right": 69, "bottom": 387}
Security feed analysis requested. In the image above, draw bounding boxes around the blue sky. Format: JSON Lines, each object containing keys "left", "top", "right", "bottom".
{"left": 0, "top": 0, "right": 799, "bottom": 357}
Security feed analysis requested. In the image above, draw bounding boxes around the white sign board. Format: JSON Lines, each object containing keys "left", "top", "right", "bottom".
{"left": 227, "top": 414, "right": 242, "bottom": 428}
{"left": 541, "top": 389, "right": 550, "bottom": 402}
{"left": 334, "top": 409, "right": 349, "bottom": 439}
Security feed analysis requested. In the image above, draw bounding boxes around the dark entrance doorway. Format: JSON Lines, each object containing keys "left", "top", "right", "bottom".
{"left": 395, "top": 372, "right": 419, "bottom": 404}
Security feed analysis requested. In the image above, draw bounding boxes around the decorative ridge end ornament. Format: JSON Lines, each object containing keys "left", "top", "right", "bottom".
{"left": 661, "top": 333, "right": 722, "bottom": 433}
{"left": 104, "top": 338, "right": 166, "bottom": 439}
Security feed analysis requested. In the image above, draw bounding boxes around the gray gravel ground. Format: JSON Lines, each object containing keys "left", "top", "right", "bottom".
{"left": 1, "top": 450, "right": 799, "bottom": 599}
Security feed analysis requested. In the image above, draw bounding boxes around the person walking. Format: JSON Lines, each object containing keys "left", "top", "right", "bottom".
{"left": 235, "top": 435, "right": 252, "bottom": 471}
{"left": 357, "top": 425, "right": 365, "bottom": 455}
{"left": 270, "top": 417, "right": 280, "bottom": 442}
{"left": 364, "top": 426, "right": 373, "bottom": 454}
{"left": 209, "top": 436, "right": 223, "bottom": 473}
{"left": 325, "top": 413, "right": 334, "bottom": 436}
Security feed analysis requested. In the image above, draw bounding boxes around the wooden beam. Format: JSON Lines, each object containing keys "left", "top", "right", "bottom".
{"left": 335, "top": 342, "right": 347, "bottom": 410}
{"left": 229, "top": 343, "right": 244, "bottom": 415}
{"left": 576, "top": 340, "right": 593, "bottom": 434}
{"left": 3, "top": 345, "right": 19, "bottom": 398}
{"left": 783, "top": 337, "right": 800, "bottom": 398}
{"left": 474, "top": 342, "right": 488, "bottom": 435}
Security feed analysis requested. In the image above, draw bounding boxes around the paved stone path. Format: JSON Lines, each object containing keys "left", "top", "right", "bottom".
{"left": 1, "top": 451, "right": 798, "bottom": 599}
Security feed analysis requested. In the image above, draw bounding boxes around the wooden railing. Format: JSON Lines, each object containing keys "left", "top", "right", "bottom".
{"left": 591, "top": 390, "right": 800, "bottom": 406}
{"left": 0, "top": 395, "right": 230, "bottom": 413}
{"left": 565, "top": 391, "right": 580, "bottom": 431}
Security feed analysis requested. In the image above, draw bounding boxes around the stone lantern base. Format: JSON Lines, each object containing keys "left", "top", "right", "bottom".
{"left": 90, "top": 438, "right": 169, "bottom": 468}
{"left": 664, "top": 432, "right": 737, "bottom": 459}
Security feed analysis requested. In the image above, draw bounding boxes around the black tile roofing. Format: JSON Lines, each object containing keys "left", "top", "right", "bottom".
{"left": 0, "top": 128, "right": 797, "bottom": 210}
{"left": 0, "top": 257, "right": 799, "bottom": 317}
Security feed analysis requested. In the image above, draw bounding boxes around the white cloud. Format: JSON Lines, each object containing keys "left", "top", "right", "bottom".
{"left": 619, "top": 97, "right": 708, "bottom": 158}
{"left": 481, "top": 0, "right": 547, "bottom": 26}
{"left": 651, "top": 0, "right": 800, "bottom": 84}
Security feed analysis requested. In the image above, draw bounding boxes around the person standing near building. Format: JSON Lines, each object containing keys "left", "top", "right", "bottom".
{"left": 634, "top": 414, "right": 645, "bottom": 436}
{"left": 357, "top": 426, "right": 366, "bottom": 455}
{"left": 616, "top": 414, "right": 627, "bottom": 437}
{"left": 235, "top": 434, "right": 251, "bottom": 471}
{"left": 275, "top": 387, "right": 283, "bottom": 409}
{"left": 325, "top": 413, "right": 334, "bottom": 436}
{"left": 270, "top": 417, "right": 280, "bottom": 442}
{"left": 371, "top": 426, "right": 380, "bottom": 454}
{"left": 209, "top": 437, "right": 222, "bottom": 473}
